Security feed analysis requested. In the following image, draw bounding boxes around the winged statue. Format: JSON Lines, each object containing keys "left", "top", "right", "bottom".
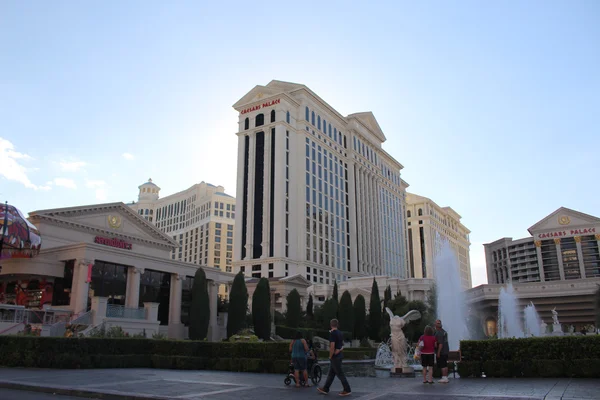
{"left": 385, "top": 307, "right": 422, "bottom": 369}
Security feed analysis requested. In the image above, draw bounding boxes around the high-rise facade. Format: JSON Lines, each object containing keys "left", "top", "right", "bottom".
{"left": 485, "top": 207, "right": 600, "bottom": 284}
{"left": 128, "top": 179, "right": 236, "bottom": 274}
{"left": 232, "top": 80, "right": 408, "bottom": 284}
{"left": 405, "top": 193, "right": 472, "bottom": 290}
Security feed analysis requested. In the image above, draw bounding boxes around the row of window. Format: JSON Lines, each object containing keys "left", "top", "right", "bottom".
{"left": 305, "top": 106, "right": 346, "bottom": 149}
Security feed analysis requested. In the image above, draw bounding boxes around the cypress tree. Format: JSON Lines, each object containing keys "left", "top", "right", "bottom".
{"left": 307, "top": 294, "right": 314, "bottom": 318}
{"left": 252, "top": 277, "right": 271, "bottom": 340}
{"left": 369, "top": 278, "right": 382, "bottom": 340}
{"left": 353, "top": 294, "right": 367, "bottom": 340}
{"left": 286, "top": 289, "right": 302, "bottom": 328}
{"left": 321, "top": 298, "right": 338, "bottom": 330}
{"left": 332, "top": 281, "right": 339, "bottom": 302}
{"left": 338, "top": 291, "right": 354, "bottom": 334}
{"left": 189, "top": 267, "right": 210, "bottom": 340}
{"left": 227, "top": 272, "right": 248, "bottom": 338}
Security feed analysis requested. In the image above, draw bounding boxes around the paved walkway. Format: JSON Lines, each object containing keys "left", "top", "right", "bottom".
{"left": 0, "top": 368, "right": 597, "bottom": 400}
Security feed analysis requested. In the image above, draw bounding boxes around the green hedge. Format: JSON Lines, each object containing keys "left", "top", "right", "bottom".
{"left": 276, "top": 326, "right": 352, "bottom": 341}
{"left": 459, "top": 336, "right": 600, "bottom": 378}
{"left": 0, "top": 337, "right": 290, "bottom": 373}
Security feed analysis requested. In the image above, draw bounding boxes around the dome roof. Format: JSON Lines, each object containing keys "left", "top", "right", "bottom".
{"left": 138, "top": 178, "right": 160, "bottom": 189}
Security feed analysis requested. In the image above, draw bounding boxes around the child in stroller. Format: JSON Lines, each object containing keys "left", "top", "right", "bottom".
{"left": 284, "top": 339, "right": 322, "bottom": 386}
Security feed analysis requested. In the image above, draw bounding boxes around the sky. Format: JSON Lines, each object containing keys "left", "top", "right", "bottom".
{"left": 1, "top": 1, "right": 599, "bottom": 287}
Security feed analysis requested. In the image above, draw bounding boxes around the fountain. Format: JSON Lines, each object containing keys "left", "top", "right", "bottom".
{"left": 551, "top": 308, "right": 563, "bottom": 336}
{"left": 498, "top": 283, "right": 524, "bottom": 338}
{"left": 434, "top": 238, "right": 469, "bottom": 349}
{"left": 374, "top": 339, "right": 422, "bottom": 378}
{"left": 523, "top": 302, "right": 542, "bottom": 337}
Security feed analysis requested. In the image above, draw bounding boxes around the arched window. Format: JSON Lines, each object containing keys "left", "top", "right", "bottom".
{"left": 328, "top": 124, "right": 332, "bottom": 136}
{"left": 305, "top": 107, "right": 309, "bottom": 121}
{"left": 407, "top": 210, "right": 411, "bottom": 218}
{"left": 286, "top": 111, "right": 290, "bottom": 123}
{"left": 255, "top": 113, "right": 264, "bottom": 127}
{"left": 244, "top": 118, "right": 249, "bottom": 130}
{"left": 270, "top": 110, "right": 276, "bottom": 123}
{"left": 317, "top": 116, "right": 321, "bottom": 130}
{"left": 323, "top": 119, "right": 326, "bottom": 132}
{"left": 311, "top": 111, "right": 315, "bottom": 126}
{"left": 418, "top": 208, "right": 423, "bottom": 216}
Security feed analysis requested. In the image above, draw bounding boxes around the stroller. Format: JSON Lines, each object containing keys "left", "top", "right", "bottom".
{"left": 284, "top": 342, "right": 322, "bottom": 386}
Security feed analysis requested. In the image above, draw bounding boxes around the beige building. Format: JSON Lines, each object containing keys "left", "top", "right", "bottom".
{"left": 468, "top": 207, "right": 600, "bottom": 335}
{"left": 0, "top": 202, "right": 232, "bottom": 340}
{"left": 484, "top": 207, "right": 600, "bottom": 284}
{"left": 405, "top": 193, "right": 472, "bottom": 290}
{"left": 232, "top": 80, "right": 409, "bottom": 284}
{"left": 128, "top": 180, "right": 236, "bottom": 298}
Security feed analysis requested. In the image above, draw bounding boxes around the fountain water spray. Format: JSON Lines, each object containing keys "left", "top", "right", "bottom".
{"left": 524, "top": 302, "right": 542, "bottom": 337}
{"left": 434, "top": 237, "right": 469, "bottom": 349}
{"left": 498, "top": 283, "right": 523, "bottom": 338}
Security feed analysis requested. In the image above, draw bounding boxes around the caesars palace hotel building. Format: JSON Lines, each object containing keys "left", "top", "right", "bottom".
{"left": 232, "top": 80, "right": 409, "bottom": 284}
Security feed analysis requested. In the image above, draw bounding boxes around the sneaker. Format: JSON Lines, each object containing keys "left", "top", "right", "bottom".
{"left": 317, "top": 387, "right": 329, "bottom": 395}
{"left": 438, "top": 377, "right": 449, "bottom": 383}
{"left": 338, "top": 391, "right": 351, "bottom": 396}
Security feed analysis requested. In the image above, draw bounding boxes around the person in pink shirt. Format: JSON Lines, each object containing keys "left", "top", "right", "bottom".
{"left": 418, "top": 326, "right": 437, "bottom": 384}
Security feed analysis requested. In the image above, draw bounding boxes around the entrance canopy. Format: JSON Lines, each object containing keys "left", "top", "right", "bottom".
{"left": 0, "top": 202, "right": 42, "bottom": 260}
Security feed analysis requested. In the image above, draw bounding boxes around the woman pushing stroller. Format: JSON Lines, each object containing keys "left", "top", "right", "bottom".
{"left": 289, "top": 331, "right": 311, "bottom": 387}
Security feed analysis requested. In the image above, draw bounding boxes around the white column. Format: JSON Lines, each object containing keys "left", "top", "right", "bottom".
{"left": 125, "top": 267, "right": 143, "bottom": 308}
{"left": 574, "top": 236, "right": 586, "bottom": 279}
{"left": 91, "top": 296, "right": 108, "bottom": 326}
{"left": 207, "top": 280, "right": 219, "bottom": 341}
{"left": 261, "top": 129, "right": 272, "bottom": 258}
{"left": 534, "top": 241, "right": 545, "bottom": 282}
{"left": 273, "top": 124, "right": 287, "bottom": 259}
{"left": 554, "top": 238, "right": 565, "bottom": 280}
{"left": 144, "top": 302, "right": 159, "bottom": 322}
{"left": 72, "top": 259, "right": 92, "bottom": 315}
{"left": 245, "top": 134, "right": 256, "bottom": 260}
{"left": 233, "top": 134, "right": 247, "bottom": 262}
{"left": 168, "top": 273, "right": 185, "bottom": 339}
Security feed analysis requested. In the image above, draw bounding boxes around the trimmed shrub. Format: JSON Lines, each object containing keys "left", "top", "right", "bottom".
{"left": 459, "top": 335, "right": 600, "bottom": 378}
{"left": 285, "top": 289, "right": 302, "bottom": 328}
{"left": 353, "top": 295, "right": 367, "bottom": 340}
{"left": 0, "top": 336, "right": 291, "bottom": 373}
{"left": 338, "top": 291, "right": 354, "bottom": 334}
{"left": 252, "top": 277, "right": 271, "bottom": 340}
{"left": 368, "top": 278, "right": 382, "bottom": 340}
{"left": 189, "top": 267, "right": 210, "bottom": 340}
{"left": 227, "top": 272, "right": 248, "bottom": 338}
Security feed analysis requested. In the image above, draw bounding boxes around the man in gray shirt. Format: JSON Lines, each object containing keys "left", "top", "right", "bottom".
{"left": 434, "top": 319, "right": 449, "bottom": 383}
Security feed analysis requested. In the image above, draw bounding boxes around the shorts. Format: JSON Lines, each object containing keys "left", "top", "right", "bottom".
{"left": 292, "top": 357, "right": 307, "bottom": 371}
{"left": 437, "top": 354, "right": 448, "bottom": 368}
{"left": 421, "top": 353, "right": 434, "bottom": 367}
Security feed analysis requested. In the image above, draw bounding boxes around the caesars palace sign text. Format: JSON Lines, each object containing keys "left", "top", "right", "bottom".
{"left": 536, "top": 227, "right": 597, "bottom": 239}
{"left": 240, "top": 98, "right": 281, "bottom": 115}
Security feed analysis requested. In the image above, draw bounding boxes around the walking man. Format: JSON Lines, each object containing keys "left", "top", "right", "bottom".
{"left": 317, "top": 319, "right": 351, "bottom": 396}
{"left": 435, "top": 319, "right": 449, "bottom": 383}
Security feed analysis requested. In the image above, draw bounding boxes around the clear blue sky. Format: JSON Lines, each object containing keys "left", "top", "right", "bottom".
{"left": 1, "top": 1, "right": 599, "bottom": 286}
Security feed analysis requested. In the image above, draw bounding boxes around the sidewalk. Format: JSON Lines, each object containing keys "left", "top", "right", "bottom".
{"left": 0, "top": 368, "right": 597, "bottom": 400}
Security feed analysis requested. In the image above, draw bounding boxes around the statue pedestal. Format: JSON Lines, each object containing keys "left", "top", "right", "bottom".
{"left": 551, "top": 324, "right": 564, "bottom": 336}
{"left": 390, "top": 366, "right": 415, "bottom": 378}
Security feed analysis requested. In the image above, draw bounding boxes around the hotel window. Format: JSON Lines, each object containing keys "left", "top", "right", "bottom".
{"left": 286, "top": 111, "right": 290, "bottom": 123}
{"left": 317, "top": 116, "right": 321, "bottom": 130}
{"left": 311, "top": 111, "right": 315, "bottom": 125}
{"left": 418, "top": 208, "right": 423, "bottom": 216}
{"left": 244, "top": 118, "right": 249, "bottom": 130}
{"left": 271, "top": 109, "right": 276, "bottom": 123}
{"left": 305, "top": 107, "right": 309, "bottom": 121}
{"left": 256, "top": 113, "right": 264, "bottom": 127}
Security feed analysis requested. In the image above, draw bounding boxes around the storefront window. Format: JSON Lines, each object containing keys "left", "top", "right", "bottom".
{"left": 139, "top": 269, "right": 171, "bottom": 325}
{"left": 89, "top": 261, "right": 128, "bottom": 306}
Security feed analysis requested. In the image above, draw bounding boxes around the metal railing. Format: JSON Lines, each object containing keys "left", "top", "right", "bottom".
{"left": 0, "top": 305, "right": 72, "bottom": 325}
{"left": 48, "top": 321, "right": 66, "bottom": 337}
{"left": 106, "top": 304, "right": 145, "bottom": 320}
{"left": 71, "top": 310, "right": 92, "bottom": 325}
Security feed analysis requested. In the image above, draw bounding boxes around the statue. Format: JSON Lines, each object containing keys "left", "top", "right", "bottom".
{"left": 385, "top": 307, "right": 421, "bottom": 372}
{"left": 551, "top": 308, "right": 560, "bottom": 326}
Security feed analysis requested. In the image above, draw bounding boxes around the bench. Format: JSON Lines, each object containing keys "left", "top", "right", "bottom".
{"left": 447, "top": 350, "right": 461, "bottom": 378}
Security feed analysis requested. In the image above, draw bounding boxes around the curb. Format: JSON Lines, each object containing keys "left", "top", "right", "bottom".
{"left": 0, "top": 381, "right": 170, "bottom": 400}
